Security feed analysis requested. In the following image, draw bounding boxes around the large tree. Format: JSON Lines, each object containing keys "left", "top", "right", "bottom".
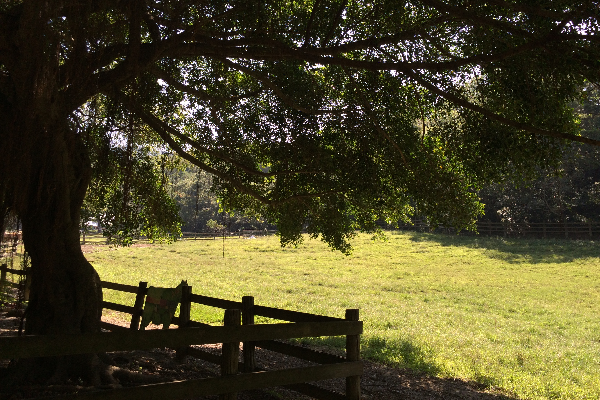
{"left": 1, "top": 0, "right": 599, "bottom": 381}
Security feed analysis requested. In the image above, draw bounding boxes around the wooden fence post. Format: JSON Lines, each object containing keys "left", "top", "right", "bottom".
{"left": 130, "top": 281, "right": 148, "bottom": 330}
{"left": 23, "top": 269, "right": 31, "bottom": 301}
{"left": 221, "top": 309, "right": 241, "bottom": 400}
{"left": 176, "top": 285, "right": 192, "bottom": 361}
{"left": 543, "top": 223, "right": 547, "bottom": 239}
{"left": 242, "top": 296, "right": 256, "bottom": 372}
{"left": 345, "top": 309, "right": 361, "bottom": 400}
{"left": 1, "top": 263, "right": 6, "bottom": 284}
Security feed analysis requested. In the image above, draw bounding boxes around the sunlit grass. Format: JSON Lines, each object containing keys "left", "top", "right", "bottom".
{"left": 89, "top": 232, "right": 600, "bottom": 399}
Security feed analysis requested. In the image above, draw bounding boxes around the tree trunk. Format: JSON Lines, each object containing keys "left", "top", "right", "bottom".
{"left": 0, "top": 2, "right": 106, "bottom": 384}
{"left": 8, "top": 118, "right": 103, "bottom": 384}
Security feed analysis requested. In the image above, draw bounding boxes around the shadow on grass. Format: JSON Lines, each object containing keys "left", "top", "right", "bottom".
{"left": 293, "top": 335, "right": 517, "bottom": 399}
{"left": 404, "top": 231, "right": 599, "bottom": 264}
{"left": 362, "top": 337, "right": 442, "bottom": 375}
{"left": 294, "top": 336, "right": 441, "bottom": 373}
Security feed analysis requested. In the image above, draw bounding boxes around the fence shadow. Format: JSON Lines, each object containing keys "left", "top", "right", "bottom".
{"left": 292, "top": 335, "right": 517, "bottom": 399}
{"left": 405, "top": 232, "right": 599, "bottom": 264}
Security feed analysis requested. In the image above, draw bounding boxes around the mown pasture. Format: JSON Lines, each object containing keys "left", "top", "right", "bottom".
{"left": 89, "top": 232, "right": 600, "bottom": 399}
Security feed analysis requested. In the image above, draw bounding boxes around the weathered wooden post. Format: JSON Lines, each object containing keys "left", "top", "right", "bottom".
{"left": 345, "top": 309, "right": 361, "bottom": 400}
{"left": 543, "top": 223, "right": 547, "bottom": 239}
{"left": 0, "top": 263, "right": 6, "bottom": 284}
{"left": 221, "top": 308, "right": 241, "bottom": 400}
{"left": 242, "top": 295, "right": 256, "bottom": 372}
{"left": 130, "top": 281, "right": 148, "bottom": 330}
{"left": 176, "top": 284, "right": 192, "bottom": 361}
{"left": 24, "top": 269, "right": 31, "bottom": 301}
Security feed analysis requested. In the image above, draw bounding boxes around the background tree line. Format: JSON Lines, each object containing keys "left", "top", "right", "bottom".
{"left": 82, "top": 83, "right": 599, "bottom": 238}
{"left": 165, "top": 163, "right": 274, "bottom": 233}
{"left": 479, "top": 83, "right": 600, "bottom": 227}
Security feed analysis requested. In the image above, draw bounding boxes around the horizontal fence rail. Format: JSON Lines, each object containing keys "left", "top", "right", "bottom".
{"left": 0, "top": 263, "right": 29, "bottom": 292}
{"left": 101, "top": 281, "right": 142, "bottom": 294}
{"left": 253, "top": 304, "right": 343, "bottom": 322}
{"left": 180, "top": 230, "right": 278, "bottom": 240}
{"left": 394, "top": 220, "right": 600, "bottom": 239}
{"left": 0, "top": 321, "right": 362, "bottom": 360}
{"left": 41, "top": 362, "right": 363, "bottom": 400}
{"left": 189, "top": 293, "right": 242, "bottom": 310}
{"left": 254, "top": 339, "right": 346, "bottom": 364}
{"left": 101, "top": 280, "right": 361, "bottom": 399}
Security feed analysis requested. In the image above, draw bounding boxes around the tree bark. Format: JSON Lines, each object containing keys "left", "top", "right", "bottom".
{"left": 7, "top": 117, "right": 104, "bottom": 383}
{"left": 0, "top": 2, "right": 107, "bottom": 383}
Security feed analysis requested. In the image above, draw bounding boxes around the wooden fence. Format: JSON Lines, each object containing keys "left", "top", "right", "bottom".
{"left": 186, "top": 222, "right": 600, "bottom": 241}
{"left": 0, "top": 280, "right": 362, "bottom": 400}
{"left": 396, "top": 220, "right": 600, "bottom": 240}
{"left": 0, "top": 263, "right": 29, "bottom": 300}
{"left": 180, "top": 230, "right": 278, "bottom": 240}
{"left": 0, "top": 234, "right": 20, "bottom": 260}
{"left": 180, "top": 232, "right": 227, "bottom": 240}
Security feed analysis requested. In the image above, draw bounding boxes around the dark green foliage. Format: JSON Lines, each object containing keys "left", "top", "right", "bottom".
{"left": 86, "top": 153, "right": 182, "bottom": 245}
{"left": 480, "top": 84, "right": 600, "bottom": 225}
{"left": 1, "top": 1, "right": 599, "bottom": 254}
{"left": 77, "top": 96, "right": 182, "bottom": 245}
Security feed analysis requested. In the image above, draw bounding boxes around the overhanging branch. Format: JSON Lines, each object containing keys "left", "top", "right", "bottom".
{"left": 135, "top": 107, "right": 342, "bottom": 207}
{"left": 220, "top": 58, "right": 350, "bottom": 116}
{"left": 406, "top": 70, "right": 600, "bottom": 147}
{"left": 149, "top": 66, "right": 262, "bottom": 103}
{"left": 130, "top": 107, "right": 274, "bottom": 205}
{"left": 120, "top": 92, "right": 324, "bottom": 178}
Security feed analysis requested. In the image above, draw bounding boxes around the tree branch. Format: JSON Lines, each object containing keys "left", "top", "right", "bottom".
{"left": 127, "top": 0, "right": 143, "bottom": 74}
{"left": 484, "top": 0, "right": 599, "bottom": 20}
{"left": 170, "top": 30, "right": 587, "bottom": 75}
{"left": 129, "top": 105, "right": 274, "bottom": 205}
{"left": 133, "top": 104, "right": 340, "bottom": 207}
{"left": 406, "top": 70, "right": 600, "bottom": 147}
{"left": 323, "top": 0, "right": 348, "bottom": 45}
{"left": 302, "top": 0, "right": 322, "bottom": 47}
{"left": 120, "top": 91, "right": 324, "bottom": 178}
{"left": 142, "top": 11, "right": 161, "bottom": 42}
{"left": 343, "top": 68, "right": 410, "bottom": 168}
{"left": 148, "top": 66, "right": 262, "bottom": 103}
{"left": 131, "top": 104, "right": 272, "bottom": 176}
{"left": 220, "top": 58, "right": 350, "bottom": 116}
{"left": 417, "top": 0, "right": 539, "bottom": 37}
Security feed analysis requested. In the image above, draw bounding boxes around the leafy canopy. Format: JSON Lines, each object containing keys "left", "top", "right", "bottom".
{"left": 76, "top": 95, "right": 182, "bottom": 245}
{"left": 1, "top": 0, "right": 599, "bottom": 252}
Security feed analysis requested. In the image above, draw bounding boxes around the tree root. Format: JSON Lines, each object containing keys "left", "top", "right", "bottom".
{"left": 0, "top": 352, "right": 174, "bottom": 398}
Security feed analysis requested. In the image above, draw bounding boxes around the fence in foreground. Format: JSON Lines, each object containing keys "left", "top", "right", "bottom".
{"left": 0, "top": 263, "right": 29, "bottom": 300}
{"left": 0, "top": 280, "right": 362, "bottom": 400}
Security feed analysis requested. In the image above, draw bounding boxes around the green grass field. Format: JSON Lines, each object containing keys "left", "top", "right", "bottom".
{"left": 89, "top": 232, "right": 600, "bottom": 399}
